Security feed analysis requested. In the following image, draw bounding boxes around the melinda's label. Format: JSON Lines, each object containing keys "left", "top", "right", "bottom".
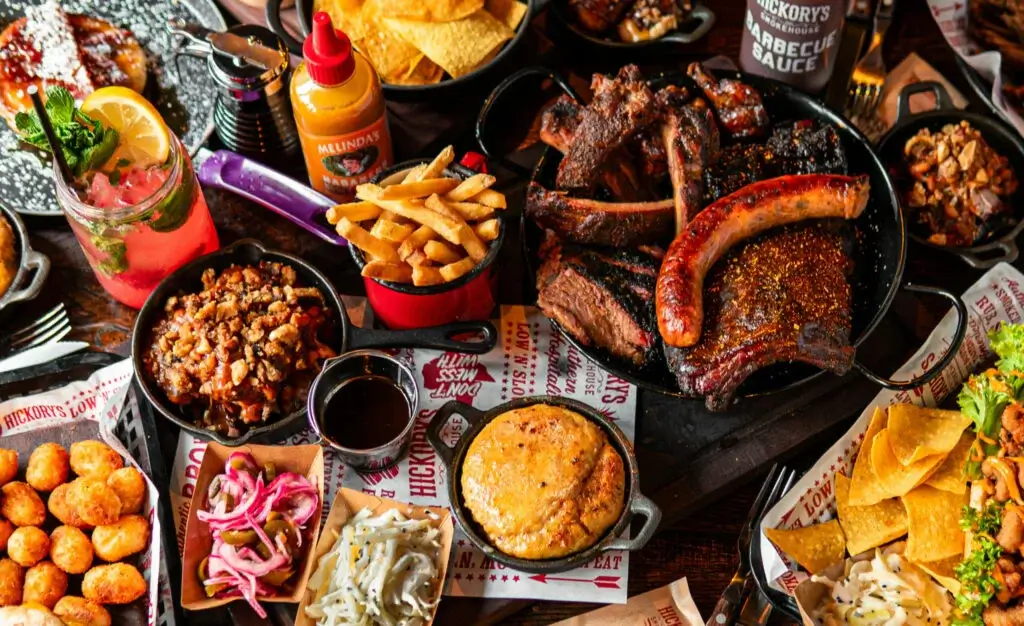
{"left": 299, "top": 115, "right": 393, "bottom": 201}
{"left": 739, "top": 0, "right": 844, "bottom": 92}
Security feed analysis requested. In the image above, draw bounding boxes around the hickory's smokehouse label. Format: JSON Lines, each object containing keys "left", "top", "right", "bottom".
{"left": 740, "top": 0, "right": 843, "bottom": 91}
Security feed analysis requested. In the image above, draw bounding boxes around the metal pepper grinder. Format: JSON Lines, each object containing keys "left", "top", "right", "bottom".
{"left": 170, "top": 21, "right": 300, "bottom": 161}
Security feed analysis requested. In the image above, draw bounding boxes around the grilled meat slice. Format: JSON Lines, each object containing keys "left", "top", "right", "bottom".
{"left": 538, "top": 237, "right": 661, "bottom": 367}
{"left": 569, "top": 0, "right": 634, "bottom": 33}
{"left": 527, "top": 182, "right": 674, "bottom": 246}
{"left": 687, "top": 62, "right": 769, "bottom": 139}
{"left": 661, "top": 92, "right": 719, "bottom": 231}
{"left": 539, "top": 95, "right": 581, "bottom": 152}
{"left": 557, "top": 65, "right": 656, "bottom": 193}
{"left": 664, "top": 224, "right": 855, "bottom": 410}
{"left": 704, "top": 121, "right": 847, "bottom": 203}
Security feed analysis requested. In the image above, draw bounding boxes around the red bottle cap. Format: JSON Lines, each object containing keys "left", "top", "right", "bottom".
{"left": 303, "top": 12, "right": 356, "bottom": 86}
{"left": 459, "top": 151, "right": 489, "bottom": 173}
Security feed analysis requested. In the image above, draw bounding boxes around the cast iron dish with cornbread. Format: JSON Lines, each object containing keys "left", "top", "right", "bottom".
{"left": 0, "top": 202, "right": 48, "bottom": 314}
{"left": 426, "top": 395, "right": 661, "bottom": 572}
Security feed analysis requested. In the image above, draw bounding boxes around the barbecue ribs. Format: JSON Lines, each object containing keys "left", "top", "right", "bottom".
{"left": 526, "top": 184, "right": 675, "bottom": 247}
{"left": 660, "top": 88, "right": 719, "bottom": 230}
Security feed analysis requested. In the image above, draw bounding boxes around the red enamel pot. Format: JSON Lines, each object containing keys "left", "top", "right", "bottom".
{"left": 349, "top": 160, "right": 506, "bottom": 330}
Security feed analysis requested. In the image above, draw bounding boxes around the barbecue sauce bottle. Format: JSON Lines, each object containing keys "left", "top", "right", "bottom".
{"left": 739, "top": 0, "right": 845, "bottom": 93}
{"left": 291, "top": 12, "right": 393, "bottom": 201}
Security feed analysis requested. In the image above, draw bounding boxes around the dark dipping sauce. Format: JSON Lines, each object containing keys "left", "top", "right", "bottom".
{"left": 321, "top": 375, "right": 410, "bottom": 449}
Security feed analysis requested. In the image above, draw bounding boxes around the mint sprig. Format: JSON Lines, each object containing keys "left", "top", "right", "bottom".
{"left": 14, "top": 87, "right": 119, "bottom": 177}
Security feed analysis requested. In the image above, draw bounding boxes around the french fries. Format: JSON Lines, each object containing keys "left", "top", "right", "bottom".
{"left": 334, "top": 146, "right": 506, "bottom": 285}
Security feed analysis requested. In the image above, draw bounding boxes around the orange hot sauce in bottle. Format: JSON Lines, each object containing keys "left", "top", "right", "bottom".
{"left": 291, "top": 11, "right": 393, "bottom": 201}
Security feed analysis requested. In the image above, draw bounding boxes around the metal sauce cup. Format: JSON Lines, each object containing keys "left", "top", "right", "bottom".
{"left": 307, "top": 349, "right": 419, "bottom": 470}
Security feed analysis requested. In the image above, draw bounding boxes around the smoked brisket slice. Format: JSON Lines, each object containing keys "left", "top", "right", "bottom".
{"left": 537, "top": 237, "right": 661, "bottom": 368}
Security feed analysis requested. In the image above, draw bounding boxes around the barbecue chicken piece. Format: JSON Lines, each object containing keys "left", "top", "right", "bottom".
{"left": 687, "top": 62, "right": 769, "bottom": 139}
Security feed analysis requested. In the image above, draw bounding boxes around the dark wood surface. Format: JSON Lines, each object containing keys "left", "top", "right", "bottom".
{"left": 3, "top": 0, "right": 995, "bottom": 623}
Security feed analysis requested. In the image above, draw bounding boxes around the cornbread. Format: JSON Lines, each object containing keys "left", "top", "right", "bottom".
{"left": 0, "top": 215, "right": 15, "bottom": 297}
{"left": 460, "top": 404, "right": 626, "bottom": 560}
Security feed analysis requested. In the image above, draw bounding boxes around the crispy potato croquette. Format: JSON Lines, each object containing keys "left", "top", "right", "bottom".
{"left": 50, "top": 526, "right": 93, "bottom": 574}
{"left": 106, "top": 468, "right": 145, "bottom": 515}
{"left": 0, "top": 558, "right": 23, "bottom": 606}
{"left": 8, "top": 526, "right": 50, "bottom": 567}
{"left": 82, "top": 563, "right": 146, "bottom": 605}
{"left": 23, "top": 561, "right": 67, "bottom": 609}
{"left": 91, "top": 515, "right": 149, "bottom": 562}
{"left": 53, "top": 596, "right": 111, "bottom": 626}
{"left": 1, "top": 482, "right": 46, "bottom": 526}
{"left": 0, "top": 519, "right": 13, "bottom": 551}
{"left": 67, "top": 479, "right": 120, "bottom": 527}
{"left": 0, "top": 449, "right": 16, "bottom": 485}
{"left": 48, "top": 484, "right": 90, "bottom": 529}
{"left": 26, "top": 443, "right": 69, "bottom": 492}
{"left": 69, "top": 442, "right": 122, "bottom": 481}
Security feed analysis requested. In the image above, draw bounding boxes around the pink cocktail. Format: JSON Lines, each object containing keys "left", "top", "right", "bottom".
{"left": 56, "top": 137, "right": 219, "bottom": 308}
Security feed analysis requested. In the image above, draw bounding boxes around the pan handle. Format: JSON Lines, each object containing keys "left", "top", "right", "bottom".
{"left": 475, "top": 66, "right": 581, "bottom": 178}
{"left": 852, "top": 283, "right": 968, "bottom": 390}
{"left": 347, "top": 320, "right": 498, "bottom": 354}
{"left": 266, "top": 0, "right": 305, "bottom": 56}
{"left": 426, "top": 400, "right": 486, "bottom": 468}
{"left": 603, "top": 493, "right": 662, "bottom": 552}
{"left": 3, "top": 250, "right": 49, "bottom": 305}
{"left": 895, "top": 81, "right": 955, "bottom": 125}
{"left": 956, "top": 238, "right": 1020, "bottom": 269}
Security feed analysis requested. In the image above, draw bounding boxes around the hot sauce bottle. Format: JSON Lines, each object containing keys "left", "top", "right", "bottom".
{"left": 291, "top": 12, "right": 393, "bottom": 201}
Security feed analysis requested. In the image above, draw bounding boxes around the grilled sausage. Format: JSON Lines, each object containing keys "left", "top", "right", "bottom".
{"left": 656, "top": 174, "right": 870, "bottom": 347}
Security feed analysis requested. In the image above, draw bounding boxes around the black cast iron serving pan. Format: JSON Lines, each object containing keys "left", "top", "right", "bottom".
{"left": 426, "top": 395, "right": 661, "bottom": 573}
{"left": 0, "top": 202, "right": 48, "bottom": 314}
{"left": 477, "top": 66, "right": 969, "bottom": 401}
{"left": 131, "top": 239, "right": 497, "bottom": 446}
{"left": 878, "top": 81, "right": 1024, "bottom": 269}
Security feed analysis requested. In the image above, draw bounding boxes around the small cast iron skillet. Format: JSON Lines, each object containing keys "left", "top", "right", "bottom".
{"left": 132, "top": 239, "right": 497, "bottom": 446}
{"left": 0, "top": 202, "right": 49, "bottom": 314}
{"left": 878, "top": 81, "right": 1024, "bottom": 269}
{"left": 426, "top": 395, "right": 661, "bottom": 573}
{"left": 265, "top": 0, "right": 544, "bottom": 101}
{"left": 348, "top": 160, "right": 506, "bottom": 329}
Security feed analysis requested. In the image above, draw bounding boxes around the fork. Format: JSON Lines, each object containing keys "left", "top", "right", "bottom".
{"left": 705, "top": 465, "right": 796, "bottom": 626}
{"left": 0, "top": 303, "right": 71, "bottom": 359}
{"left": 846, "top": 0, "right": 895, "bottom": 122}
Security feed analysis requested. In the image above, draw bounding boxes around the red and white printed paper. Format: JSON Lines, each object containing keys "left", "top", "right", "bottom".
{"left": 759, "top": 262, "right": 1024, "bottom": 594}
{"left": 170, "top": 305, "right": 639, "bottom": 604}
{"left": 0, "top": 359, "right": 168, "bottom": 625}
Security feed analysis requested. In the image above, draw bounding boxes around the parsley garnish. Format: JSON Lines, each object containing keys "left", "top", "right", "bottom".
{"left": 14, "top": 87, "right": 119, "bottom": 177}
{"left": 955, "top": 501, "right": 1005, "bottom": 626}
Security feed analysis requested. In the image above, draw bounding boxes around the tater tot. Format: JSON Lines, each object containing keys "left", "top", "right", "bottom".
{"left": 0, "top": 449, "right": 16, "bottom": 486}
{"left": 8, "top": 527, "right": 50, "bottom": 567}
{"left": 26, "top": 443, "right": 69, "bottom": 492}
{"left": 0, "top": 558, "right": 23, "bottom": 606}
{"left": 48, "top": 484, "right": 90, "bottom": 529}
{"left": 91, "top": 515, "right": 149, "bottom": 562}
{"left": 1, "top": 482, "right": 46, "bottom": 527}
{"left": 67, "top": 479, "right": 120, "bottom": 527}
{"left": 50, "top": 526, "right": 93, "bottom": 574}
{"left": 23, "top": 561, "right": 67, "bottom": 609}
{"left": 54, "top": 596, "right": 111, "bottom": 626}
{"left": 82, "top": 563, "right": 146, "bottom": 605}
{"left": 106, "top": 468, "right": 145, "bottom": 515}
{"left": 69, "top": 441, "right": 122, "bottom": 481}
{"left": 0, "top": 519, "right": 13, "bottom": 551}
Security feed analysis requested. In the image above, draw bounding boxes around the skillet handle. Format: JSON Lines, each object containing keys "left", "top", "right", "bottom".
{"left": 956, "top": 239, "right": 1019, "bottom": 269}
{"left": 664, "top": 4, "right": 716, "bottom": 44}
{"left": 266, "top": 0, "right": 304, "bottom": 56}
{"left": 475, "top": 66, "right": 581, "bottom": 178}
{"left": 347, "top": 321, "right": 498, "bottom": 354}
{"left": 426, "top": 400, "right": 486, "bottom": 468}
{"left": 852, "top": 283, "right": 968, "bottom": 390}
{"left": 603, "top": 493, "right": 662, "bottom": 552}
{"left": 3, "top": 250, "right": 49, "bottom": 305}
{"left": 896, "top": 81, "right": 955, "bottom": 125}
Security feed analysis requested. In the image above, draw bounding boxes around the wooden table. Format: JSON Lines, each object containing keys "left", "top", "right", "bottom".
{"left": 7, "top": 0, "right": 992, "bottom": 622}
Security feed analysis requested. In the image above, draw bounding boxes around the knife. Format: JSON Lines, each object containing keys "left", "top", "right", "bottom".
{"left": 824, "top": 0, "right": 876, "bottom": 112}
{"left": 0, "top": 341, "right": 89, "bottom": 374}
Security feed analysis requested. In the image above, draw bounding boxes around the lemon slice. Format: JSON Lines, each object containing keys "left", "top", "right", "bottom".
{"left": 81, "top": 87, "right": 171, "bottom": 169}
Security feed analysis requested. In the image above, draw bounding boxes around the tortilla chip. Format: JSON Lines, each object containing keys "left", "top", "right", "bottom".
{"left": 764, "top": 520, "right": 846, "bottom": 575}
{"left": 870, "top": 429, "right": 945, "bottom": 499}
{"left": 888, "top": 404, "right": 972, "bottom": 466}
{"left": 485, "top": 0, "right": 528, "bottom": 29}
{"left": 902, "top": 485, "right": 968, "bottom": 562}
{"left": 915, "top": 555, "right": 962, "bottom": 595}
{"left": 374, "top": 0, "right": 484, "bottom": 21}
{"left": 834, "top": 473, "right": 908, "bottom": 556}
{"left": 384, "top": 11, "right": 512, "bottom": 78}
{"left": 391, "top": 54, "right": 445, "bottom": 85}
{"left": 924, "top": 433, "right": 973, "bottom": 494}
{"left": 848, "top": 408, "right": 890, "bottom": 506}
{"left": 353, "top": 26, "right": 425, "bottom": 83}
{"left": 314, "top": 0, "right": 371, "bottom": 39}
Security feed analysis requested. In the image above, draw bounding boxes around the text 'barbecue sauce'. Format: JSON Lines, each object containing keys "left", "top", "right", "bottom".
{"left": 322, "top": 375, "right": 410, "bottom": 449}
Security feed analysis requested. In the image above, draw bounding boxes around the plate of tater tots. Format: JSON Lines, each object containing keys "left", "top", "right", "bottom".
{"left": 0, "top": 420, "right": 156, "bottom": 625}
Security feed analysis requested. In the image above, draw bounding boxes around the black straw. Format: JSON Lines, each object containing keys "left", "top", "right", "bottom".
{"left": 27, "top": 85, "right": 73, "bottom": 183}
